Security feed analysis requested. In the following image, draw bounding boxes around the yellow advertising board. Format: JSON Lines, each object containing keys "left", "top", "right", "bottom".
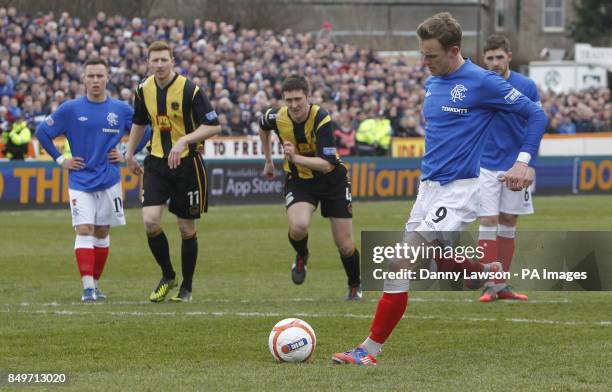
{"left": 391, "top": 137, "right": 425, "bottom": 158}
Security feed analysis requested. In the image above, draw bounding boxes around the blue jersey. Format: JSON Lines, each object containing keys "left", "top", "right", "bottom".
{"left": 421, "top": 59, "right": 546, "bottom": 184}
{"left": 481, "top": 71, "right": 540, "bottom": 171}
{"left": 36, "top": 96, "right": 133, "bottom": 192}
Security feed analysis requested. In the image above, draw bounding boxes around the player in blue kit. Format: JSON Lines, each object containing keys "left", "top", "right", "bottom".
{"left": 332, "top": 13, "right": 547, "bottom": 365}
{"left": 477, "top": 35, "right": 540, "bottom": 302}
{"left": 36, "top": 59, "right": 143, "bottom": 302}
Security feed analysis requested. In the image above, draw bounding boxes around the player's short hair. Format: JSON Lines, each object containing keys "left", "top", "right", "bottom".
{"left": 84, "top": 58, "right": 108, "bottom": 69}
{"left": 281, "top": 74, "right": 310, "bottom": 96}
{"left": 484, "top": 34, "right": 511, "bottom": 54}
{"left": 147, "top": 41, "right": 173, "bottom": 59}
{"left": 416, "top": 12, "right": 462, "bottom": 50}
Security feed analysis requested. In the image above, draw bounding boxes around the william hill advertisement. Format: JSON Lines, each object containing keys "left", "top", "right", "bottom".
{"left": 0, "top": 157, "right": 609, "bottom": 210}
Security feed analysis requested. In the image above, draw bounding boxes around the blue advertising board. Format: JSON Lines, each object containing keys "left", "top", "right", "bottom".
{"left": 0, "top": 157, "right": 609, "bottom": 210}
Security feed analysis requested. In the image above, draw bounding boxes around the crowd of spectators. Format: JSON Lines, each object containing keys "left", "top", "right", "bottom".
{"left": 0, "top": 6, "right": 610, "bottom": 158}
{"left": 540, "top": 88, "right": 610, "bottom": 134}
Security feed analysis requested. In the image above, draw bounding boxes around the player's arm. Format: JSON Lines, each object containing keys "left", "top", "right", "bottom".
{"left": 510, "top": 80, "right": 539, "bottom": 186}
{"left": 168, "top": 88, "right": 221, "bottom": 169}
{"left": 482, "top": 75, "right": 547, "bottom": 190}
{"left": 519, "top": 80, "right": 542, "bottom": 170}
{"left": 125, "top": 88, "right": 150, "bottom": 175}
{"left": 285, "top": 114, "right": 336, "bottom": 173}
{"left": 259, "top": 108, "right": 277, "bottom": 180}
{"left": 35, "top": 105, "right": 85, "bottom": 171}
{"left": 283, "top": 142, "right": 334, "bottom": 173}
{"left": 124, "top": 124, "right": 147, "bottom": 174}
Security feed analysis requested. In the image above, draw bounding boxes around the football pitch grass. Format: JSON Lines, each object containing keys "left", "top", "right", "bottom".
{"left": 1, "top": 195, "right": 611, "bottom": 391}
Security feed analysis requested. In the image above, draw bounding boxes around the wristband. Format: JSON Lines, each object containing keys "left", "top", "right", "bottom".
{"left": 55, "top": 155, "right": 66, "bottom": 166}
{"left": 516, "top": 152, "right": 531, "bottom": 165}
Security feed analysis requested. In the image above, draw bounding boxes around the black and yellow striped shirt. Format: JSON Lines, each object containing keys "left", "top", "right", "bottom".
{"left": 132, "top": 74, "right": 219, "bottom": 158}
{"left": 259, "top": 104, "right": 340, "bottom": 180}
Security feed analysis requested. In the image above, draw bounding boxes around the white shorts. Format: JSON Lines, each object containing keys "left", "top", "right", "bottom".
{"left": 478, "top": 167, "right": 534, "bottom": 217}
{"left": 406, "top": 178, "right": 479, "bottom": 244}
{"left": 68, "top": 182, "right": 126, "bottom": 227}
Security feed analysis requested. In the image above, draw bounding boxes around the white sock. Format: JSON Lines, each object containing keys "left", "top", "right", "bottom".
{"left": 94, "top": 279, "right": 99, "bottom": 289}
{"left": 361, "top": 337, "right": 383, "bottom": 357}
{"left": 497, "top": 224, "right": 516, "bottom": 238}
{"left": 82, "top": 276, "right": 95, "bottom": 290}
{"left": 478, "top": 224, "right": 497, "bottom": 241}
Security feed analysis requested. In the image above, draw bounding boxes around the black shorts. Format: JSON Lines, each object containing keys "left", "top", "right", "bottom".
{"left": 142, "top": 153, "right": 208, "bottom": 219}
{"left": 284, "top": 165, "right": 352, "bottom": 218}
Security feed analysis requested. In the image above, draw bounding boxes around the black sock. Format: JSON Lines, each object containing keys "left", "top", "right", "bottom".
{"left": 147, "top": 230, "right": 175, "bottom": 279}
{"left": 288, "top": 232, "right": 309, "bottom": 256}
{"left": 181, "top": 235, "right": 198, "bottom": 292}
{"left": 341, "top": 249, "right": 361, "bottom": 287}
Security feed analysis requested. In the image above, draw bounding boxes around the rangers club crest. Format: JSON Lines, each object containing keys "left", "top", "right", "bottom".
{"left": 450, "top": 84, "right": 467, "bottom": 102}
{"left": 107, "top": 112, "right": 118, "bottom": 126}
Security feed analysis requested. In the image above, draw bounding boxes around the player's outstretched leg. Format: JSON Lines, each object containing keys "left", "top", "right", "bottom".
{"left": 333, "top": 273, "right": 409, "bottom": 365}
{"left": 332, "top": 291, "right": 408, "bottom": 365}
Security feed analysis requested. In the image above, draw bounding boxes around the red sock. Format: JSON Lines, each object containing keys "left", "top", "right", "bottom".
{"left": 495, "top": 236, "right": 515, "bottom": 284}
{"left": 369, "top": 292, "right": 408, "bottom": 344}
{"left": 75, "top": 248, "right": 95, "bottom": 278}
{"left": 478, "top": 239, "right": 498, "bottom": 264}
{"left": 478, "top": 238, "right": 498, "bottom": 285}
{"left": 94, "top": 247, "right": 109, "bottom": 280}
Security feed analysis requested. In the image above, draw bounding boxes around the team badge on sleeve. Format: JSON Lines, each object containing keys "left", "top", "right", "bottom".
{"left": 323, "top": 147, "right": 337, "bottom": 156}
{"left": 45, "top": 116, "right": 54, "bottom": 126}
{"left": 504, "top": 88, "right": 522, "bottom": 104}
{"left": 206, "top": 111, "right": 218, "bottom": 121}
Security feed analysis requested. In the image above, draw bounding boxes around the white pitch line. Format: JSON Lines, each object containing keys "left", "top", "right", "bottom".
{"left": 2, "top": 308, "right": 611, "bottom": 327}
{"left": 10, "top": 297, "right": 575, "bottom": 307}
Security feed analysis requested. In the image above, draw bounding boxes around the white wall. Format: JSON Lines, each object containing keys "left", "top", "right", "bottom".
{"left": 539, "top": 136, "right": 612, "bottom": 156}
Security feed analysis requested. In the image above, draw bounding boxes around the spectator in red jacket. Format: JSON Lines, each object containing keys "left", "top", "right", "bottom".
{"left": 333, "top": 111, "right": 356, "bottom": 156}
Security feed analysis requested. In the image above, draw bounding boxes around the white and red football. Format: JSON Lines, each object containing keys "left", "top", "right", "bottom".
{"left": 268, "top": 318, "right": 316, "bottom": 363}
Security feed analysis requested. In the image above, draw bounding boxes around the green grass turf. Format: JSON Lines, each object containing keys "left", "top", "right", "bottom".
{"left": 1, "top": 195, "right": 611, "bottom": 391}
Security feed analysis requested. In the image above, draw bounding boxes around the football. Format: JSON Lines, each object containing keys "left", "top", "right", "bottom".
{"left": 268, "top": 318, "right": 316, "bottom": 363}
